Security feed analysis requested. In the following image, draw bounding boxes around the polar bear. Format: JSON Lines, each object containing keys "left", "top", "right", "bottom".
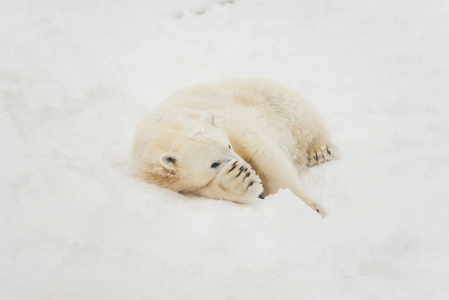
{"left": 132, "top": 79, "right": 337, "bottom": 216}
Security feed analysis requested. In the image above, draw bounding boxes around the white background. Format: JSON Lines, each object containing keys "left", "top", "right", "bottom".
{"left": 1, "top": 0, "right": 448, "bottom": 299}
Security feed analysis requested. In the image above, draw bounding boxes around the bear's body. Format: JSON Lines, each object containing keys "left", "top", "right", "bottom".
{"left": 133, "top": 79, "right": 336, "bottom": 216}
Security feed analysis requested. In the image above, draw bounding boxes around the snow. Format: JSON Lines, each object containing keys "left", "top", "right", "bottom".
{"left": 1, "top": 0, "right": 449, "bottom": 299}
{"left": 188, "top": 126, "right": 208, "bottom": 140}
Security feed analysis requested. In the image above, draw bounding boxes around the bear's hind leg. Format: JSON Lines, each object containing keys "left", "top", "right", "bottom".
{"left": 307, "top": 144, "right": 338, "bottom": 167}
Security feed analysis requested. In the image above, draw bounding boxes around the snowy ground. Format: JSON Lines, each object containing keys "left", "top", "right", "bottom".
{"left": 1, "top": 0, "right": 449, "bottom": 299}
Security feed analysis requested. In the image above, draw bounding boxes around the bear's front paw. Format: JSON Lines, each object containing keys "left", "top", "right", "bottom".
{"left": 309, "top": 202, "right": 327, "bottom": 218}
{"left": 218, "top": 160, "right": 263, "bottom": 202}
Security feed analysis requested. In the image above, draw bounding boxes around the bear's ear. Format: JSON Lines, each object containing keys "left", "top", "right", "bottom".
{"left": 160, "top": 152, "right": 178, "bottom": 171}
{"left": 207, "top": 109, "right": 215, "bottom": 126}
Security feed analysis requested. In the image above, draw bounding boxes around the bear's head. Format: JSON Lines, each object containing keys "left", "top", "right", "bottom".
{"left": 133, "top": 109, "right": 240, "bottom": 193}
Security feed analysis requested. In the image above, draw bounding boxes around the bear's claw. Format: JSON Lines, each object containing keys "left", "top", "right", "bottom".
{"left": 218, "top": 159, "right": 263, "bottom": 200}
{"left": 307, "top": 145, "right": 338, "bottom": 167}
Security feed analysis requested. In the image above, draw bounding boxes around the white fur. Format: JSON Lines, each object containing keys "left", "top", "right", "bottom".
{"left": 133, "top": 79, "right": 336, "bottom": 216}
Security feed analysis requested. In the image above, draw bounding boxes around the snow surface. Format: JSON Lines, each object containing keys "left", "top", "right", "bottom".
{"left": 1, "top": 0, "right": 449, "bottom": 299}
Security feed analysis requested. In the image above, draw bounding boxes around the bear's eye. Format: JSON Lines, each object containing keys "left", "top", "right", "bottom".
{"left": 228, "top": 144, "right": 231, "bottom": 149}
{"left": 211, "top": 162, "right": 220, "bottom": 168}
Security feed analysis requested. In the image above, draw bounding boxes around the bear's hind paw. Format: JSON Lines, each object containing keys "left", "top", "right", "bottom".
{"left": 307, "top": 145, "right": 338, "bottom": 167}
